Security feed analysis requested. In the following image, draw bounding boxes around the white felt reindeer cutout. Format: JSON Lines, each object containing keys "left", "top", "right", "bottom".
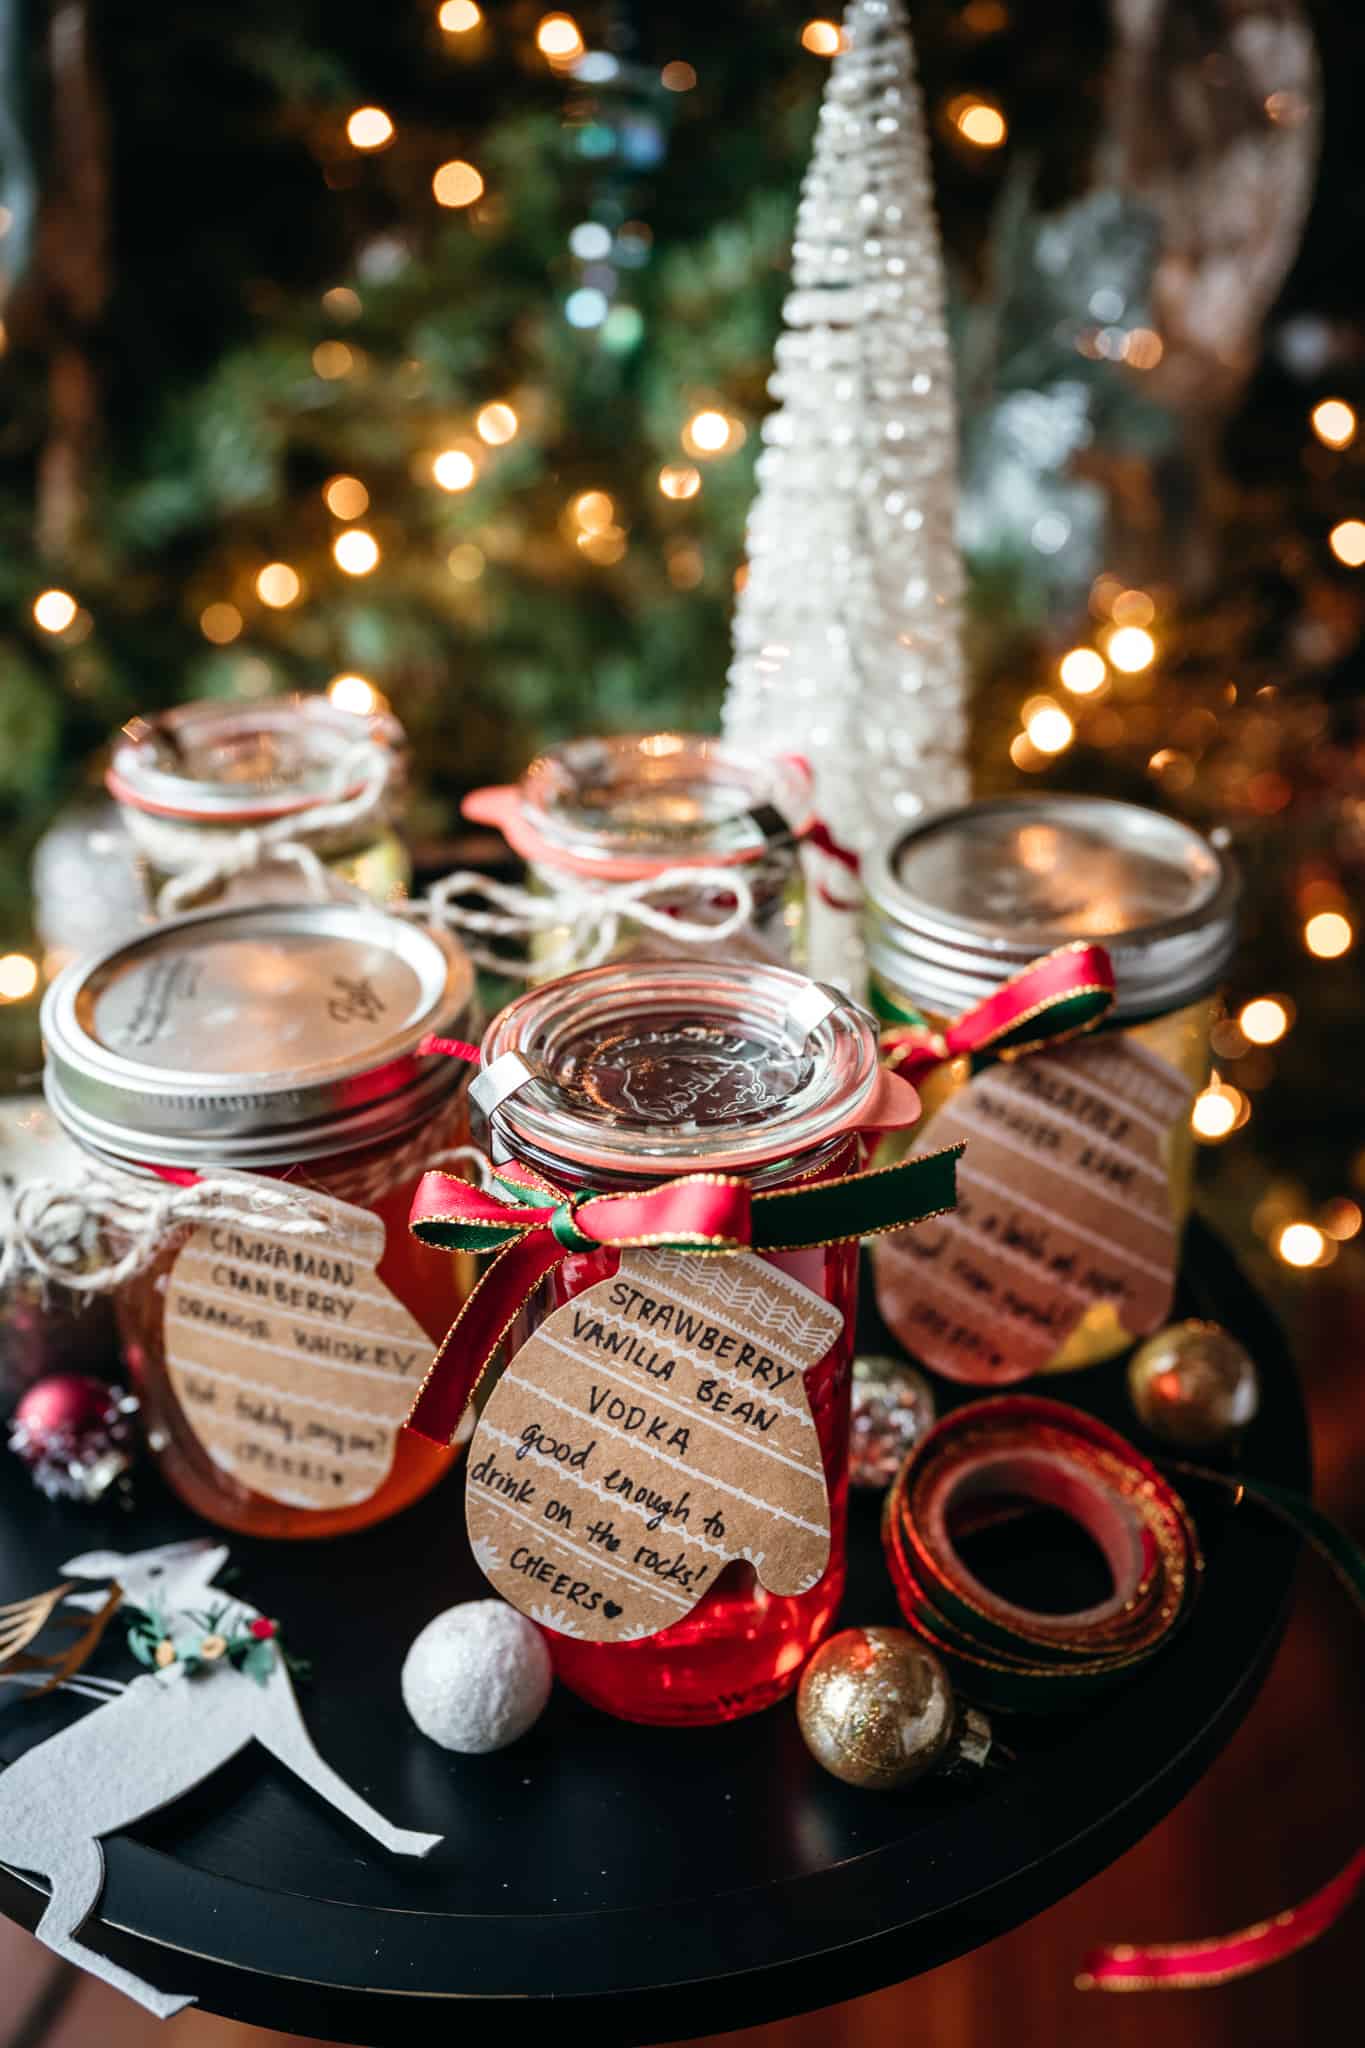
{"left": 0, "top": 1539, "right": 440, "bottom": 2019}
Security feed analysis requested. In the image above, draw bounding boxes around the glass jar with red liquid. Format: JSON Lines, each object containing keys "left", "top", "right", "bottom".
{"left": 471, "top": 958, "right": 912, "bottom": 1725}
{"left": 40, "top": 900, "right": 477, "bottom": 1539}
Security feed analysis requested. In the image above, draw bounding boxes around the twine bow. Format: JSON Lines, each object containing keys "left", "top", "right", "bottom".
{"left": 415, "top": 862, "right": 760, "bottom": 980}
{"left": 150, "top": 745, "right": 395, "bottom": 916}
{"left": 878, "top": 941, "right": 1117, "bottom": 1084}
{"left": 404, "top": 1147, "right": 961, "bottom": 1445}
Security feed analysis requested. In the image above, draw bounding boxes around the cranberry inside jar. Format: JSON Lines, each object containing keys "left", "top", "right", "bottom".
{"left": 473, "top": 959, "right": 879, "bottom": 1726}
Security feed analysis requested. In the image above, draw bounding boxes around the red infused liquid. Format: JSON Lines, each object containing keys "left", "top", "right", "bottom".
{"left": 483, "top": 989, "right": 875, "bottom": 1725}
{"left": 541, "top": 1236, "right": 856, "bottom": 1724}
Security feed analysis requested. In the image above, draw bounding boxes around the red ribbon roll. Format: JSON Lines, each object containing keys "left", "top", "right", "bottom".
{"left": 884, "top": 1397, "right": 1365, "bottom": 1990}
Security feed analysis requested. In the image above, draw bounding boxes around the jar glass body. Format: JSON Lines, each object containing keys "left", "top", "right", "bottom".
{"left": 113, "top": 1103, "right": 471, "bottom": 1539}
{"left": 524, "top": 857, "right": 804, "bottom": 981}
{"left": 132, "top": 822, "right": 411, "bottom": 913}
{"left": 870, "top": 970, "right": 1216, "bottom": 1370}
{"left": 497, "top": 1141, "right": 858, "bottom": 1726}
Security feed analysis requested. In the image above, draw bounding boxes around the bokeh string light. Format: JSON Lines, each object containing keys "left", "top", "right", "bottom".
{"left": 327, "top": 674, "right": 379, "bottom": 715}
{"left": 476, "top": 402, "right": 518, "bottom": 445}
{"left": 1277, "top": 1221, "right": 1327, "bottom": 1269}
{"left": 658, "top": 463, "right": 701, "bottom": 500}
{"left": 1328, "top": 519, "right": 1365, "bottom": 567}
{"left": 1311, "top": 398, "right": 1356, "bottom": 449}
{"left": 433, "top": 448, "right": 478, "bottom": 491}
{"left": 1304, "top": 909, "right": 1353, "bottom": 958}
{"left": 1058, "top": 647, "right": 1107, "bottom": 695}
{"left": 1105, "top": 624, "right": 1157, "bottom": 673}
{"left": 200, "top": 603, "right": 242, "bottom": 645}
{"left": 1240, "top": 997, "right": 1291, "bottom": 1046}
{"left": 948, "top": 96, "right": 1007, "bottom": 148}
{"left": 332, "top": 530, "right": 381, "bottom": 576}
{"left": 433, "top": 160, "right": 484, "bottom": 208}
{"left": 0, "top": 954, "right": 39, "bottom": 1002}
{"left": 347, "top": 107, "right": 394, "bottom": 152}
{"left": 33, "top": 590, "right": 78, "bottom": 634}
{"left": 324, "top": 475, "right": 370, "bottom": 519}
{"left": 535, "top": 14, "right": 584, "bottom": 64}
{"left": 801, "top": 21, "right": 843, "bottom": 57}
{"left": 255, "top": 562, "right": 302, "bottom": 609}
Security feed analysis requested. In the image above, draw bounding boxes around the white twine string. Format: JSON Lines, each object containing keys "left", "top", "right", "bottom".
{"left": 133, "top": 744, "right": 395, "bottom": 917}
{"left": 412, "top": 863, "right": 759, "bottom": 979}
{"left": 0, "top": 1171, "right": 334, "bottom": 1296}
{"left": 1, "top": 1146, "right": 493, "bottom": 1297}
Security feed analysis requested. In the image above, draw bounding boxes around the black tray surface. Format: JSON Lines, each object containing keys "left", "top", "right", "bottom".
{"left": 0, "top": 1220, "right": 1309, "bottom": 2044}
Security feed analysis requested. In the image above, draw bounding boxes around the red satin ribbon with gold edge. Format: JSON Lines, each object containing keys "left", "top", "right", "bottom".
{"left": 884, "top": 1397, "right": 1365, "bottom": 1990}
{"left": 879, "top": 940, "right": 1117, "bottom": 1086}
{"left": 404, "top": 1143, "right": 961, "bottom": 1445}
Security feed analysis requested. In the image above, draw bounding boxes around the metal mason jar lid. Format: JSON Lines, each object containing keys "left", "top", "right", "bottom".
{"left": 42, "top": 902, "right": 474, "bottom": 1170}
{"left": 106, "top": 693, "right": 406, "bottom": 824}
{"left": 865, "top": 795, "right": 1239, "bottom": 1022}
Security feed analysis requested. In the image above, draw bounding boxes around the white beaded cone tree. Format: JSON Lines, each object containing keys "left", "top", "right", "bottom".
{"left": 723, "top": 0, "right": 967, "bottom": 985}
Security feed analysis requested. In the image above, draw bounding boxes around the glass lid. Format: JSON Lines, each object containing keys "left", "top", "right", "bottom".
{"left": 478, "top": 958, "right": 878, "bottom": 1175}
{"left": 518, "top": 734, "right": 794, "bottom": 864}
{"left": 107, "top": 694, "right": 405, "bottom": 822}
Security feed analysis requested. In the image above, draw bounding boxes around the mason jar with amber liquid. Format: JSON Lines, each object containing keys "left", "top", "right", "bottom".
{"left": 463, "top": 733, "right": 809, "bottom": 976}
{"left": 107, "top": 694, "right": 410, "bottom": 913}
{"left": 41, "top": 901, "right": 477, "bottom": 1537}
{"left": 864, "top": 795, "right": 1238, "bottom": 1373}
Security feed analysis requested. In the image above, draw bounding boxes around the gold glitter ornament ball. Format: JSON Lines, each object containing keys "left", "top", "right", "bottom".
{"left": 797, "top": 1626, "right": 956, "bottom": 1790}
{"left": 1127, "top": 1319, "right": 1260, "bottom": 1449}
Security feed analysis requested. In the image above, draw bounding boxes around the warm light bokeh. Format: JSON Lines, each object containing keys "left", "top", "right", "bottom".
{"left": 1311, "top": 398, "right": 1356, "bottom": 450}
{"left": 801, "top": 21, "right": 842, "bottom": 56}
{"left": 1058, "top": 647, "right": 1106, "bottom": 695}
{"left": 1106, "top": 625, "right": 1156, "bottom": 673}
{"left": 332, "top": 530, "right": 381, "bottom": 575}
{"left": 255, "top": 563, "right": 301, "bottom": 609}
{"left": 327, "top": 674, "right": 379, "bottom": 715}
{"left": 324, "top": 475, "right": 370, "bottom": 520}
{"left": 1239, "top": 997, "right": 1290, "bottom": 1046}
{"left": 1305, "top": 910, "right": 1353, "bottom": 958}
{"left": 433, "top": 448, "right": 478, "bottom": 491}
{"left": 433, "top": 160, "right": 484, "bottom": 208}
{"left": 476, "top": 402, "right": 518, "bottom": 445}
{"left": 658, "top": 463, "right": 701, "bottom": 500}
{"left": 1329, "top": 519, "right": 1365, "bottom": 567}
{"left": 347, "top": 107, "right": 394, "bottom": 151}
{"left": 536, "top": 14, "right": 584, "bottom": 61}
{"left": 0, "top": 954, "right": 40, "bottom": 1001}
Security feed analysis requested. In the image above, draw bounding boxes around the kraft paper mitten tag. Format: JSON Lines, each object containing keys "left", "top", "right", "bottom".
{"left": 165, "top": 1186, "right": 457, "bottom": 1508}
{"left": 465, "top": 1248, "right": 844, "bottom": 1642}
{"left": 875, "top": 1036, "right": 1194, "bottom": 1383}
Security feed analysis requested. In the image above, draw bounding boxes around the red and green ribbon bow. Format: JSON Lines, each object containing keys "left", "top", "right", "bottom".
{"left": 878, "top": 940, "right": 1117, "bottom": 1086}
{"left": 404, "top": 1146, "right": 961, "bottom": 1445}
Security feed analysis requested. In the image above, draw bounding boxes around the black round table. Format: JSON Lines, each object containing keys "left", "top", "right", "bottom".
{"left": 0, "top": 1222, "right": 1308, "bottom": 2045}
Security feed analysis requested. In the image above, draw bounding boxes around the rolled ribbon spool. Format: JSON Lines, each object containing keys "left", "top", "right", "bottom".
{"left": 881, "top": 1396, "right": 1202, "bottom": 1714}
{"left": 883, "top": 1395, "right": 1365, "bottom": 1989}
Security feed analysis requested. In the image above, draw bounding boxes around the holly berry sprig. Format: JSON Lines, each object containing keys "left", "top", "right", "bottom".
{"left": 125, "top": 1602, "right": 298, "bottom": 1685}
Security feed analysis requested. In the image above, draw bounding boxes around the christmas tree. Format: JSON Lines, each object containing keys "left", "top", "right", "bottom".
{"left": 1, "top": 0, "right": 1362, "bottom": 1322}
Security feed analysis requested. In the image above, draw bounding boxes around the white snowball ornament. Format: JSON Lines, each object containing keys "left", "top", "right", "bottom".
{"left": 401, "top": 1600, "right": 553, "bottom": 1754}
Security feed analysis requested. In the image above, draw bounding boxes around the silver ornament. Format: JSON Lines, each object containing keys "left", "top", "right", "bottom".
{"left": 849, "top": 1353, "right": 935, "bottom": 1488}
